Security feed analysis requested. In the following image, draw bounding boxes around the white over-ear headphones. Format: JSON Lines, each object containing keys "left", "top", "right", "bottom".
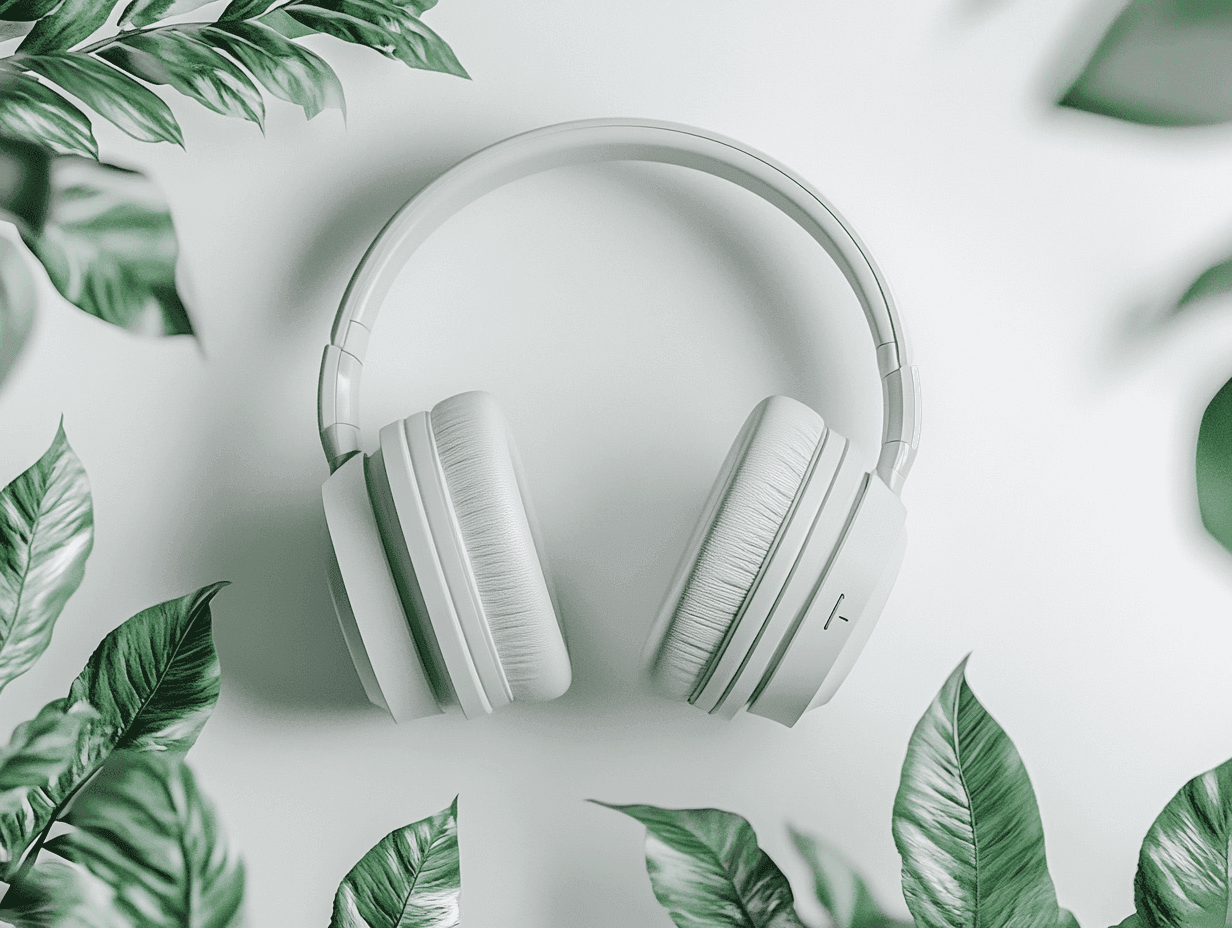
{"left": 318, "top": 119, "right": 921, "bottom": 727}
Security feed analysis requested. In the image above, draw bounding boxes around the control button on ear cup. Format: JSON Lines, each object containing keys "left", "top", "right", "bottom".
{"left": 321, "top": 453, "right": 442, "bottom": 723}
{"left": 430, "top": 391, "right": 572, "bottom": 703}
{"left": 747, "top": 473, "right": 907, "bottom": 727}
{"left": 643, "top": 395, "right": 826, "bottom": 702}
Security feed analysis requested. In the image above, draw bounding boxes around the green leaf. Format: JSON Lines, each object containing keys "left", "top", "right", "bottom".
{"left": 1197, "top": 376, "right": 1232, "bottom": 556}
{"left": 0, "top": 0, "right": 59, "bottom": 24}
{"left": 24, "top": 155, "right": 193, "bottom": 335}
{"left": 892, "top": 657, "right": 1063, "bottom": 928}
{"left": 285, "top": 0, "right": 467, "bottom": 76}
{"left": 48, "top": 753, "right": 244, "bottom": 928}
{"left": 0, "top": 856, "right": 128, "bottom": 928}
{"left": 0, "top": 420, "right": 93, "bottom": 692}
{"left": 17, "top": 0, "right": 121, "bottom": 56}
{"left": 0, "top": 72, "right": 96, "bottom": 158}
{"left": 0, "top": 135, "right": 51, "bottom": 233}
{"left": 1059, "top": 0, "right": 1232, "bottom": 126}
{"left": 203, "top": 22, "right": 344, "bottom": 120}
{"left": 1178, "top": 256, "right": 1232, "bottom": 308}
{"left": 256, "top": 7, "right": 315, "bottom": 38}
{"left": 0, "top": 21, "right": 34, "bottom": 41}
{"left": 1112, "top": 916, "right": 1140, "bottom": 928}
{"left": 789, "top": 827, "right": 908, "bottom": 928}
{"left": 0, "top": 232, "right": 38, "bottom": 389}
{"left": 330, "top": 796, "right": 460, "bottom": 928}
{"left": 219, "top": 0, "right": 275, "bottom": 20}
{"left": 20, "top": 53, "right": 184, "bottom": 146}
{"left": 0, "top": 700, "right": 93, "bottom": 815}
{"left": 119, "top": 0, "right": 220, "bottom": 28}
{"left": 0, "top": 583, "right": 226, "bottom": 877}
{"left": 99, "top": 28, "right": 265, "bottom": 128}
{"left": 595, "top": 802, "right": 806, "bottom": 928}
{"left": 1133, "top": 754, "right": 1232, "bottom": 926}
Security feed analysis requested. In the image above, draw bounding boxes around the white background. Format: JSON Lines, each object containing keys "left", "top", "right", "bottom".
{"left": 5, "top": 0, "right": 1232, "bottom": 924}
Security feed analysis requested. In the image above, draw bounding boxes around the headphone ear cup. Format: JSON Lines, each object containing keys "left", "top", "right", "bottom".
{"left": 431, "top": 391, "right": 572, "bottom": 702}
{"left": 644, "top": 395, "right": 825, "bottom": 701}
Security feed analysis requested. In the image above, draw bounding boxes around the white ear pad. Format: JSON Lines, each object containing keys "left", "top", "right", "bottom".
{"left": 643, "top": 395, "right": 825, "bottom": 701}
{"left": 430, "top": 391, "right": 572, "bottom": 702}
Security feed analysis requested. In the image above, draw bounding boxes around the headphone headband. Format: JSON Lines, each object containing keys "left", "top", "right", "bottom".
{"left": 318, "top": 119, "right": 921, "bottom": 491}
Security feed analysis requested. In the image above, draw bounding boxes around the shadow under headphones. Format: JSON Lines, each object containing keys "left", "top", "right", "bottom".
{"left": 318, "top": 119, "right": 921, "bottom": 728}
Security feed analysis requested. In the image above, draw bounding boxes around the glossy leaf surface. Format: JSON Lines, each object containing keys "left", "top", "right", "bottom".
{"left": 0, "top": 420, "right": 93, "bottom": 691}
{"left": 790, "top": 827, "right": 908, "bottom": 928}
{"left": 0, "top": 583, "right": 226, "bottom": 877}
{"left": 50, "top": 753, "right": 245, "bottom": 928}
{"left": 203, "top": 22, "right": 345, "bottom": 119}
{"left": 330, "top": 796, "right": 460, "bottom": 928}
{"left": 892, "top": 657, "right": 1063, "bottom": 928}
{"left": 100, "top": 29, "right": 265, "bottom": 128}
{"left": 285, "top": 0, "right": 466, "bottom": 76}
{"left": 17, "top": 0, "right": 120, "bottom": 55}
{"left": 1197, "top": 376, "right": 1232, "bottom": 556}
{"left": 119, "top": 0, "right": 220, "bottom": 28}
{"left": 1135, "top": 754, "right": 1232, "bottom": 926}
{"left": 0, "top": 699, "right": 93, "bottom": 814}
{"left": 25, "top": 155, "right": 193, "bottom": 335}
{"left": 597, "top": 802, "right": 806, "bottom": 928}
{"left": 1060, "top": 0, "right": 1232, "bottom": 126}
{"left": 0, "top": 72, "right": 96, "bottom": 158}
{"left": 21, "top": 54, "right": 184, "bottom": 146}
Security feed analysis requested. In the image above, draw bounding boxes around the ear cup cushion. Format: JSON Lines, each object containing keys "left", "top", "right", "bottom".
{"left": 648, "top": 395, "right": 825, "bottom": 700}
{"left": 430, "top": 391, "right": 572, "bottom": 702}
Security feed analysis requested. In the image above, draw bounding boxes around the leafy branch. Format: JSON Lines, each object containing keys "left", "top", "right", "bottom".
{"left": 0, "top": 0, "right": 464, "bottom": 157}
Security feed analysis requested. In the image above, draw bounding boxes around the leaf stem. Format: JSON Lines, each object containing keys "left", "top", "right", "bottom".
{"left": 10, "top": 763, "right": 101, "bottom": 885}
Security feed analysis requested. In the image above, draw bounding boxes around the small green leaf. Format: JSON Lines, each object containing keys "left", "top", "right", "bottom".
{"left": 0, "top": 0, "right": 59, "bottom": 24}
{"left": 892, "top": 657, "right": 1063, "bottom": 928}
{"left": 203, "top": 21, "right": 345, "bottom": 120}
{"left": 285, "top": 0, "right": 466, "bottom": 76}
{"left": 17, "top": 0, "right": 121, "bottom": 56}
{"left": 24, "top": 155, "right": 193, "bottom": 336}
{"left": 0, "top": 583, "right": 227, "bottom": 877}
{"left": 595, "top": 801, "right": 806, "bottom": 928}
{"left": 0, "top": 135, "right": 51, "bottom": 233}
{"left": 49, "top": 753, "right": 245, "bottom": 928}
{"left": 0, "top": 699, "right": 93, "bottom": 814}
{"left": 1197, "top": 376, "right": 1232, "bottom": 555}
{"left": 1134, "top": 754, "right": 1232, "bottom": 926}
{"left": 0, "top": 72, "right": 96, "bottom": 158}
{"left": 118, "top": 0, "right": 220, "bottom": 28}
{"left": 1178, "top": 256, "right": 1232, "bottom": 308}
{"left": 20, "top": 53, "right": 184, "bottom": 147}
{"left": 1059, "top": 0, "right": 1232, "bottom": 126}
{"left": 0, "top": 856, "right": 128, "bottom": 928}
{"left": 789, "top": 827, "right": 908, "bottom": 928}
{"left": 330, "top": 796, "right": 460, "bottom": 928}
{"left": 100, "top": 28, "right": 265, "bottom": 128}
{"left": 0, "top": 420, "right": 93, "bottom": 691}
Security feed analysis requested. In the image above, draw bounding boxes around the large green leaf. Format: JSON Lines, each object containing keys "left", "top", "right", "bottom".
{"left": 285, "top": 0, "right": 466, "bottom": 76}
{"left": 789, "top": 827, "right": 909, "bottom": 928}
{"left": 0, "top": 420, "right": 93, "bottom": 692}
{"left": 0, "top": 135, "right": 51, "bottom": 233}
{"left": 218, "top": 0, "right": 274, "bottom": 20}
{"left": 596, "top": 802, "right": 806, "bottom": 928}
{"left": 24, "top": 155, "right": 193, "bottom": 336}
{"left": 0, "top": 856, "right": 128, "bottom": 928}
{"left": 0, "top": 72, "right": 96, "bottom": 158}
{"left": 892, "top": 657, "right": 1063, "bottom": 928}
{"left": 203, "top": 22, "right": 345, "bottom": 120}
{"left": 1134, "top": 754, "right": 1232, "bottom": 926}
{"left": 1059, "top": 0, "right": 1232, "bottom": 126}
{"left": 17, "top": 0, "right": 121, "bottom": 56}
{"left": 0, "top": 699, "right": 93, "bottom": 815}
{"left": 0, "top": 583, "right": 226, "bottom": 877}
{"left": 0, "top": 0, "right": 59, "bottom": 24}
{"left": 1197, "top": 376, "right": 1232, "bottom": 556}
{"left": 48, "top": 753, "right": 244, "bottom": 928}
{"left": 331, "top": 797, "right": 460, "bottom": 928}
{"left": 119, "top": 0, "right": 221, "bottom": 28}
{"left": 20, "top": 53, "right": 184, "bottom": 146}
{"left": 100, "top": 28, "right": 265, "bottom": 128}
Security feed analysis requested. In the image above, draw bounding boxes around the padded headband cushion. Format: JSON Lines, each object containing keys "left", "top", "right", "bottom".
{"left": 650, "top": 395, "right": 825, "bottom": 700}
{"left": 430, "top": 391, "right": 571, "bottom": 702}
